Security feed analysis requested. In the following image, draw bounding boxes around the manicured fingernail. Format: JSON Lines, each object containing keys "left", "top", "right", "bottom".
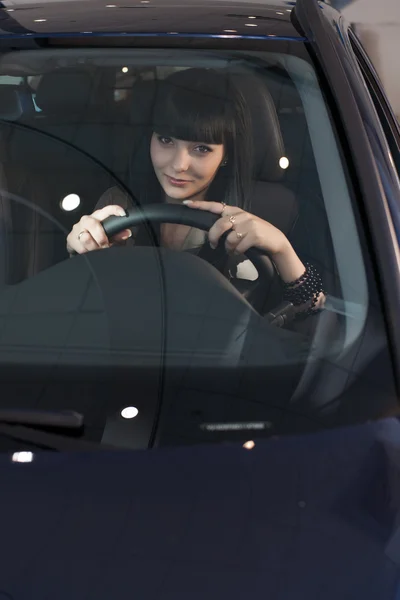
{"left": 183, "top": 200, "right": 193, "bottom": 205}
{"left": 210, "top": 242, "right": 216, "bottom": 250}
{"left": 118, "top": 209, "right": 127, "bottom": 216}
{"left": 121, "top": 230, "right": 132, "bottom": 240}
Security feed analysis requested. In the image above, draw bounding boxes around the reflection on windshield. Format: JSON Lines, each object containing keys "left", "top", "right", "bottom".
{"left": 0, "top": 48, "right": 395, "bottom": 450}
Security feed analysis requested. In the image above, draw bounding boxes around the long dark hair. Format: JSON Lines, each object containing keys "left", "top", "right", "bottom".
{"left": 129, "top": 68, "right": 253, "bottom": 211}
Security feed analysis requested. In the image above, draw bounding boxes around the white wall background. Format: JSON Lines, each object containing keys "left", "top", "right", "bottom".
{"left": 341, "top": 0, "right": 400, "bottom": 117}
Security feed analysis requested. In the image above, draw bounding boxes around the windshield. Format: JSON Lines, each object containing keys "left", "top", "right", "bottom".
{"left": 0, "top": 42, "right": 395, "bottom": 450}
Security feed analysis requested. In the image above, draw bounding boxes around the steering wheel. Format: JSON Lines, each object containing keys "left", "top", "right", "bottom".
{"left": 102, "top": 203, "right": 281, "bottom": 313}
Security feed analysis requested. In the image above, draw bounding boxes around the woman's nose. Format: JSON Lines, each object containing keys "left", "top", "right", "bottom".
{"left": 172, "top": 148, "right": 190, "bottom": 172}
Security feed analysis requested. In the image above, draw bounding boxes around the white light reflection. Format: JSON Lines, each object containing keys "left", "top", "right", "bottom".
{"left": 12, "top": 451, "right": 34, "bottom": 463}
{"left": 122, "top": 66, "right": 129, "bottom": 73}
{"left": 279, "top": 156, "right": 289, "bottom": 169}
{"left": 121, "top": 406, "right": 139, "bottom": 419}
{"left": 61, "top": 193, "right": 81, "bottom": 211}
{"left": 245, "top": 23, "right": 258, "bottom": 27}
{"left": 243, "top": 440, "right": 255, "bottom": 450}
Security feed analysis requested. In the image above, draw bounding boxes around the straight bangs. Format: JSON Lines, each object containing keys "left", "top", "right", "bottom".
{"left": 152, "top": 74, "right": 236, "bottom": 146}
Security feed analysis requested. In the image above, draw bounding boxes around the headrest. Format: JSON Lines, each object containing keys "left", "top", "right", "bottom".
{"left": 35, "top": 69, "right": 94, "bottom": 115}
{"left": 0, "top": 85, "right": 34, "bottom": 121}
{"left": 130, "top": 80, "right": 157, "bottom": 126}
{"left": 231, "top": 74, "right": 286, "bottom": 182}
{"left": 129, "top": 73, "right": 286, "bottom": 183}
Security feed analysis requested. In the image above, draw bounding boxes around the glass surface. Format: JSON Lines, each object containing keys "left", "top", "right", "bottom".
{"left": 0, "top": 43, "right": 395, "bottom": 450}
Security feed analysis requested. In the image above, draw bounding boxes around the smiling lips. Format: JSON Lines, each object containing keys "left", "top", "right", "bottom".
{"left": 165, "top": 174, "right": 193, "bottom": 187}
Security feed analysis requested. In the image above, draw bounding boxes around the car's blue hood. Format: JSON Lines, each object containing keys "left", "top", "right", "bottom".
{"left": 0, "top": 418, "right": 400, "bottom": 598}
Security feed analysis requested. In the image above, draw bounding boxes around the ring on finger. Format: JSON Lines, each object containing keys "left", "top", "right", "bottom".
{"left": 229, "top": 215, "right": 236, "bottom": 228}
{"left": 236, "top": 231, "right": 244, "bottom": 240}
{"left": 78, "top": 230, "right": 88, "bottom": 241}
{"left": 220, "top": 202, "right": 227, "bottom": 215}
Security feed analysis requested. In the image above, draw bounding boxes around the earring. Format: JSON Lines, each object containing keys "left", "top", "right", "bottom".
{"left": 222, "top": 158, "right": 228, "bottom": 167}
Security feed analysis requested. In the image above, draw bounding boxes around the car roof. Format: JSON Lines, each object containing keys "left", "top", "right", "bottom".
{"left": 0, "top": 0, "right": 306, "bottom": 40}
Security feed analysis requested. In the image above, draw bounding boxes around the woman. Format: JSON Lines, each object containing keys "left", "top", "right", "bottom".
{"left": 66, "top": 68, "right": 324, "bottom": 319}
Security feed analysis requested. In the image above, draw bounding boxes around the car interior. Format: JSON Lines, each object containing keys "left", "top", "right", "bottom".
{"left": 0, "top": 49, "right": 396, "bottom": 449}
{"left": 0, "top": 54, "right": 333, "bottom": 285}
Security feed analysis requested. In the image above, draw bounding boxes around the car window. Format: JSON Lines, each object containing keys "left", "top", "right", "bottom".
{"left": 0, "top": 75, "right": 23, "bottom": 85}
{"left": 0, "top": 44, "right": 396, "bottom": 450}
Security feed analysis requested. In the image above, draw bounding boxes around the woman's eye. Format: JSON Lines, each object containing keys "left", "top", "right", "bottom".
{"left": 195, "top": 145, "right": 212, "bottom": 154}
{"left": 158, "top": 136, "right": 173, "bottom": 145}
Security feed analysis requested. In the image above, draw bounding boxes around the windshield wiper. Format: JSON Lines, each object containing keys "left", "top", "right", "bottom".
{"left": 0, "top": 408, "right": 84, "bottom": 429}
{"left": 0, "top": 409, "right": 112, "bottom": 451}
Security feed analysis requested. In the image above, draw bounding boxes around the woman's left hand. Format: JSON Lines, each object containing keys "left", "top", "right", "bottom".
{"left": 184, "top": 199, "right": 286, "bottom": 255}
{"left": 183, "top": 199, "right": 306, "bottom": 283}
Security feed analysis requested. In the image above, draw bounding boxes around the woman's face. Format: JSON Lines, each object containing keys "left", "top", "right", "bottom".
{"left": 150, "top": 133, "right": 225, "bottom": 201}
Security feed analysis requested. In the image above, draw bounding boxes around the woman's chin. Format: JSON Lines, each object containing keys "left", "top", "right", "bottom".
{"left": 163, "top": 186, "right": 195, "bottom": 201}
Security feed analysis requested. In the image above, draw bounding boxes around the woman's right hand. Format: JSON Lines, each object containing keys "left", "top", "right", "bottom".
{"left": 66, "top": 205, "right": 132, "bottom": 255}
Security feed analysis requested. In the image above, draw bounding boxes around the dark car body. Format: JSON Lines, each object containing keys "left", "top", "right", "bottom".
{"left": 1, "top": 0, "right": 400, "bottom": 598}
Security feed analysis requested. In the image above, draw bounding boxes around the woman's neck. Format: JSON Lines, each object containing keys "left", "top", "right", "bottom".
{"left": 161, "top": 192, "right": 207, "bottom": 250}
{"left": 165, "top": 190, "right": 208, "bottom": 205}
